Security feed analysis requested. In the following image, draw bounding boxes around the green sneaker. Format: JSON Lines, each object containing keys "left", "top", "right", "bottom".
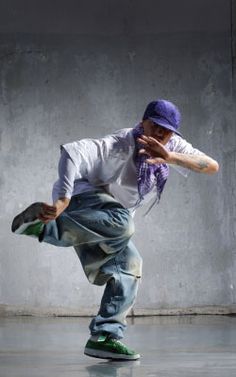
{"left": 84, "top": 335, "right": 140, "bottom": 360}
{"left": 11, "top": 202, "right": 45, "bottom": 238}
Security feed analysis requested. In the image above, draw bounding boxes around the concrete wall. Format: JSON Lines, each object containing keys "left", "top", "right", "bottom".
{"left": 0, "top": 0, "right": 235, "bottom": 316}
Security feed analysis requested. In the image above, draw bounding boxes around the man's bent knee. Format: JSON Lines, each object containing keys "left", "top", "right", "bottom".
{"left": 123, "top": 216, "right": 135, "bottom": 238}
{"left": 121, "top": 253, "right": 143, "bottom": 278}
{"left": 107, "top": 208, "right": 135, "bottom": 239}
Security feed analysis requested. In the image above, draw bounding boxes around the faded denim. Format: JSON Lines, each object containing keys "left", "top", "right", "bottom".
{"left": 40, "top": 189, "right": 142, "bottom": 339}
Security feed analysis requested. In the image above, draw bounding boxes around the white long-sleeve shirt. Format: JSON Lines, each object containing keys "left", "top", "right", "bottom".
{"left": 52, "top": 127, "right": 204, "bottom": 213}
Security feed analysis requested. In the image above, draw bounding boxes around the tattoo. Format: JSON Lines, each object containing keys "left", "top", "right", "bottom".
{"left": 172, "top": 154, "right": 210, "bottom": 172}
{"left": 198, "top": 160, "right": 209, "bottom": 170}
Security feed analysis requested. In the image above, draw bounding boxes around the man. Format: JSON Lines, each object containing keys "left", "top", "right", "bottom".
{"left": 11, "top": 99, "right": 219, "bottom": 360}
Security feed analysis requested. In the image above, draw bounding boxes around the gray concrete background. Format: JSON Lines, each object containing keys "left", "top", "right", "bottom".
{"left": 0, "top": 0, "right": 235, "bottom": 316}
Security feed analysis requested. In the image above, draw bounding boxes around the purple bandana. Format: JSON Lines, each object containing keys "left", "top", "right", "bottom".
{"left": 132, "top": 123, "right": 172, "bottom": 202}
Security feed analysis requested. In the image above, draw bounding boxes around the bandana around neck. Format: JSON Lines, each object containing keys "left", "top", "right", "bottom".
{"left": 132, "top": 123, "right": 172, "bottom": 203}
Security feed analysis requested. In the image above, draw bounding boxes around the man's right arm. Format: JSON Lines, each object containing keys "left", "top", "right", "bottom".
{"left": 38, "top": 131, "right": 128, "bottom": 223}
{"left": 38, "top": 149, "right": 76, "bottom": 223}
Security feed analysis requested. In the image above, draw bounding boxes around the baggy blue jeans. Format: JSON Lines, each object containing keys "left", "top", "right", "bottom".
{"left": 39, "top": 189, "right": 143, "bottom": 339}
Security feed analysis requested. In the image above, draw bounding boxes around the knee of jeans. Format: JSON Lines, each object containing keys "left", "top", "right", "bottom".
{"left": 122, "top": 216, "right": 135, "bottom": 239}
{"left": 128, "top": 254, "right": 143, "bottom": 278}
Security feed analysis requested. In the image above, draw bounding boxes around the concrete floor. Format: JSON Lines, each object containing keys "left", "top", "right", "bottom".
{"left": 0, "top": 315, "right": 236, "bottom": 377}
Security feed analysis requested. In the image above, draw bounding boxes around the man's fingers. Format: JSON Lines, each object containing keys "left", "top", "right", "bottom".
{"left": 38, "top": 214, "right": 50, "bottom": 223}
{"left": 138, "top": 135, "right": 153, "bottom": 144}
{"left": 139, "top": 149, "right": 150, "bottom": 156}
{"left": 142, "top": 135, "right": 160, "bottom": 145}
{"left": 139, "top": 147, "right": 163, "bottom": 158}
{"left": 39, "top": 213, "right": 54, "bottom": 220}
{"left": 137, "top": 137, "right": 148, "bottom": 145}
{"left": 146, "top": 158, "right": 165, "bottom": 164}
{"left": 38, "top": 214, "right": 57, "bottom": 223}
{"left": 148, "top": 136, "right": 163, "bottom": 145}
{"left": 42, "top": 203, "right": 56, "bottom": 211}
{"left": 36, "top": 203, "right": 59, "bottom": 223}
{"left": 137, "top": 136, "right": 156, "bottom": 145}
{"left": 44, "top": 210, "right": 57, "bottom": 216}
{"left": 138, "top": 135, "right": 163, "bottom": 148}
{"left": 42, "top": 203, "right": 57, "bottom": 215}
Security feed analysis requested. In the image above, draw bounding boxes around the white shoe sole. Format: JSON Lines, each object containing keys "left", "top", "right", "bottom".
{"left": 84, "top": 347, "right": 140, "bottom": 360}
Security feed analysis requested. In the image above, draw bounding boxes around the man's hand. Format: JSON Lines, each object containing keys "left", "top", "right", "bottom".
{"left": 137, "top": 135, "right": 171, "bottom": 164}
{"left": 38, "top": 198, "right": 70, "bottom": 223}
{"left": 137, "top": 135, "right": 219, "bottom": 175}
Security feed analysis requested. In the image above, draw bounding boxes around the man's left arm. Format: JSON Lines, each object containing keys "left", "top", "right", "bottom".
{"left": 138, "top": 135, "right": 219, "bottom": 175}
{"left": 166, "top": 151, "right": 219, "bottom": 175}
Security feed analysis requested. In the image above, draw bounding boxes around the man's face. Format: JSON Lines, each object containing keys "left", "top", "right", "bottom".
{"left": 142, "top": 119, "right": 173, "bottom": 145}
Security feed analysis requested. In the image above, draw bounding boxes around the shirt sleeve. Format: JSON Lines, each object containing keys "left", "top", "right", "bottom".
{"left": 56, "top": 148, "right": 77, "bottom": 199}
{"left": 170, "top": 135, "right": 205, "bottom": 156}
{"left": 60, "top": 130, "right": 132, "bottom": 185}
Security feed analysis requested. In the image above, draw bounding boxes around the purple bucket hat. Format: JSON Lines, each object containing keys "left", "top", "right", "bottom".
{"left": 142, "top": 99, "right": 182, "bottom": 136}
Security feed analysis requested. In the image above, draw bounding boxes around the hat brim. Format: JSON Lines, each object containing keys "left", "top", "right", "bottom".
{"left": 148, "top": 116, "right": 182, "bottom": 137}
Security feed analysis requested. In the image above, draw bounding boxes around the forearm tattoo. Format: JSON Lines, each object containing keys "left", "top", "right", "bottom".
{"left": 197, "top": 160, "right": 209, "bottom": 170}
{"left": 174, "top": 154, "right": 209, "bottom": 172}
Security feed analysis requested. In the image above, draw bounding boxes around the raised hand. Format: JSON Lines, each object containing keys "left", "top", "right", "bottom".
{"left": 137, "top": 135, "right": 171, "bottom": 164}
